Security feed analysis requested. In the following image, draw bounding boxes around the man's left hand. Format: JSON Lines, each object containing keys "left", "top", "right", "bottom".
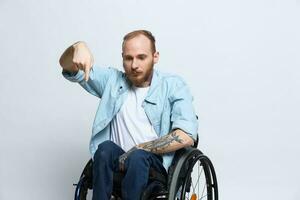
{"left": 118, "top": 146, "right": 139, "bottom": 172}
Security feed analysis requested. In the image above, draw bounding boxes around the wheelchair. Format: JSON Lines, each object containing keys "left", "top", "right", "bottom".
{"left": 73, "top": 138, "right": 218, "bottom": 200}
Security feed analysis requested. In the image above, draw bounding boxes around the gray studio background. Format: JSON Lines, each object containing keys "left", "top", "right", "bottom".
{"left": 0, "top": 0, "right": 299, "bottom": 200}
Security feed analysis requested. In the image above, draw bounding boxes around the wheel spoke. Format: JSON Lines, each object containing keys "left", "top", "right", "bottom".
{"left": 200, "top": 181, "right": 206, "bottom": 199}
{"left": 194, "top": 162, "right": 203, "bottom": 189}
{"left": 199, "top": 194, "right": 207, "bottom": 200}
{"left": 191, "top": 160, "right": 207, "bottom": 200}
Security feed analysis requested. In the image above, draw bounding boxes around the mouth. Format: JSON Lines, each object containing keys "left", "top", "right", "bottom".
{"left": 131, "top": 71, "right": 142, "bottom": 77}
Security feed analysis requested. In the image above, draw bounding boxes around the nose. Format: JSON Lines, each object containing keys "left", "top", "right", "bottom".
{"left": 131, "top": 58, "right": 138, "bottom": 70}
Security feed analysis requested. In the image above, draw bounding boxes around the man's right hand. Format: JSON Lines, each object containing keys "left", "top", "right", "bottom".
{"left": 59, "top": 41, "right": 94, "bottom": 81}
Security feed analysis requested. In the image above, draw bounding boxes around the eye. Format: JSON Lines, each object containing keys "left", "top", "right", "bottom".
{"left": 124, "top": 56, "right": 133, "bottom": 61}
{"left": 138, "top": 55, "right": 147, "bottom": 60}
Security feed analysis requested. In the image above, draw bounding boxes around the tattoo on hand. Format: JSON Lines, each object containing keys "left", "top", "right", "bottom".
{"left": 118, "top": 146, "right": 138, "bottom": 172}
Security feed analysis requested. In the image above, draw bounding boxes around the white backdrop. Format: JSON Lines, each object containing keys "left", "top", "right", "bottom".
{"left": 0, "top": 0, "right": 299, "bottom": 200}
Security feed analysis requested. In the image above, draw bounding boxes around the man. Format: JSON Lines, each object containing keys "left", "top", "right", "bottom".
{"left": 59, "top": 30, "right": 198, "bottom": 200}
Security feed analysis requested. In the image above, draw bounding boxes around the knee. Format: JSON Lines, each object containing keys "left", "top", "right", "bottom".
{"left": 97, "top": 140, "right": 116, "bottom": 151}
{"left": 94, "top": 140, "right": 116, "bottom": 161}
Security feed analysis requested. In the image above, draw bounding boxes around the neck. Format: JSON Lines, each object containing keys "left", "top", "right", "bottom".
{"left": 133, "top": 70, "right": 153, "bottom": 88}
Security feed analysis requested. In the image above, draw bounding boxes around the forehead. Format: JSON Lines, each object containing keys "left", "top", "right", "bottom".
{"left": 122, "top": 35, "right": 152, "bottom": 55}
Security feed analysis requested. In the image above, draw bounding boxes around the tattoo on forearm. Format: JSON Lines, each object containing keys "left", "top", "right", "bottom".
{"left": 139, "top": 131, "right": 184, "bottom": 153}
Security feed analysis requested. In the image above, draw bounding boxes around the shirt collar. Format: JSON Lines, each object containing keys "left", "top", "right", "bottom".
{"left": 144, "top": 69, "right": 160, "bottom": 105}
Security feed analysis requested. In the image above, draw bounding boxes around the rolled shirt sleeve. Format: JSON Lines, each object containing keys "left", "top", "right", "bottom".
{"left": 169, "top": 77, "right": 198, "bottom": 141}
{"left": 62, "top": 66, "right": 118, "bottom": 98}
{"left": 62, "top": 69, "right": 85, "bottom": 82}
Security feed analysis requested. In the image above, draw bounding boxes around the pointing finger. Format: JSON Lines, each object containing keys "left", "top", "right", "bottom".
{"left": 84, "top": 65, "right": 90, "bottom": 82}
{"left": 76, "top": 62, "right": 84, "bottom": 71}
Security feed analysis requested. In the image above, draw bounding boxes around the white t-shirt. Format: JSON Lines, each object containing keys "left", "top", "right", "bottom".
{"left": 110, "top": 86, "right": 159, "bottom": 151}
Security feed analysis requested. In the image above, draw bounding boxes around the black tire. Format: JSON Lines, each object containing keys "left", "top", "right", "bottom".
{"left": 74, "top": 176, "right": 88, "bottom": 200}
{"left": 168, "top": 148, "right": 218, "bottom": 200}
{"left": 74, "top": 160, "right": 93, "bottom": 200}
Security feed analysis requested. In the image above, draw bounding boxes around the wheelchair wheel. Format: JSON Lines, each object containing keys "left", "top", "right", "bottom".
{"left": 74, "top": 160, "right": 93, "bottom": 200}
{"left": 168, "top": 148, "right": 218, "bottom": 200}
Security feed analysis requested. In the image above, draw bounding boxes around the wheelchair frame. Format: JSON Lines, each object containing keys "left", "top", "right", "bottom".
{"left": 73, "top": 146, "right": 218, "bottom": 200}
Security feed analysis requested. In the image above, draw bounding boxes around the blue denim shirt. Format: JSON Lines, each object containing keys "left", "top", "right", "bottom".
{"left": 62, "top": 66, "right": 198, "bottom": 171}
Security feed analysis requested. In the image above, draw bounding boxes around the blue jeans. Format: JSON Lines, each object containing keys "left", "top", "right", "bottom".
{"left": 92, "top": 140, "right": 167, "bottom": 200}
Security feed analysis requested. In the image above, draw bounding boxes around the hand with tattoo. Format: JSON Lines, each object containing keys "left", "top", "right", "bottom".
{"left": 118, "top": 146, "right": 139, "bottom": 172}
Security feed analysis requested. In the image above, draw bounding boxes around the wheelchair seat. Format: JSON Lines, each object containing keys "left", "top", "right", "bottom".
{"left": 74, "top": 146, "right": 218, "bottom": 200}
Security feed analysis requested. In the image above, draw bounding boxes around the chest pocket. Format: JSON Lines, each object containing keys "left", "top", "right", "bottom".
{"left": 143, "top": 99, "right": 172, "bottom": 136}
{"left": 143, "top": 102, "right": 162, "bottom": 127}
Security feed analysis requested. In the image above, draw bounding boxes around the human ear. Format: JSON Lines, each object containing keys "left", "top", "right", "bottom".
{"left": 153, "top": 51, "right": 159, "bottom": 64}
